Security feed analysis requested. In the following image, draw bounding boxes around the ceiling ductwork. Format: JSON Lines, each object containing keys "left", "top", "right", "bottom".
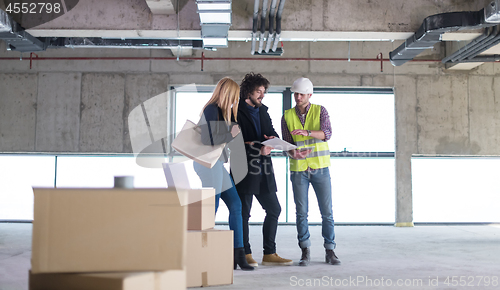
{"left": 50, "top": 38, "right": 202, "bottom": 50}
{"left": 0, "top": 8, "right": 47, "bottom": 52}
{"left": 389, "top": 0, "right": 500, "bottom": 66}
{"left": 251, "top": 0, "right": 285, "bottom": 56}
{"left": 0, "top": 4, "right": 205, "bottom": 54}
{"left": 196, "top": 0, "right": 232, "bottom": 49}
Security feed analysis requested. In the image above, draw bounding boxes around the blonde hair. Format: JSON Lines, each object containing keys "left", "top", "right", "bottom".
{"left": 201, "top": 77, "right": 240, "bottom": 125}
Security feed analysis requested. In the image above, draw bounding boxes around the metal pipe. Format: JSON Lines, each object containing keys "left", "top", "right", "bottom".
{"left": 258, "top": 0, "right": 269, "bottom": 53}
{"left": 458, "top": 54, "right": 500, "bottom": 62}
{"left": 251, "top": 0, "right": 260, "bottom": 55}
{"left": 272, "top": 0, "right": 286, "bottom": 51}
{"left": 265, "top": 0, "right": 278, "bottom": 53}
{"left": 456, "top": 26, "right": 500, "bottom": 62}
{"left": 442, "top": 27, "right": 492, "bottom": 63}
{"left": 462, "top": 26, "right": 500, "bottom": 60}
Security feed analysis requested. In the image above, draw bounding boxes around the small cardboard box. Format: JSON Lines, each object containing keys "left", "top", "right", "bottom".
{"left": 29, "top": 270, "right": 186, "bottom": 290}
{"left": 186, "top": 229, "right": 233, "bottom": 288}
{"left": 188, "top": 192, "right": 215, "bottom": 231}
{"left": 31, "top": 188, "right": 188, "bottom": 274}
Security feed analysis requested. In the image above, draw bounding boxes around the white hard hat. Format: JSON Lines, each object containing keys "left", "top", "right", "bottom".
{"left": 291, "top": 77, "right": 313, "bottom": 94}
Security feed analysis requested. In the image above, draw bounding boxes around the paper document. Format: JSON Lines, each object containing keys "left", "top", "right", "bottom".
{"left": 262, "top": 138, "right": 297, "bottom": 151}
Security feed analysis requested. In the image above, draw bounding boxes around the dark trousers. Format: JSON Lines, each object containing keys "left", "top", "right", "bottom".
{"left": 238, "top": 187, "right": 281, "bottom": 255}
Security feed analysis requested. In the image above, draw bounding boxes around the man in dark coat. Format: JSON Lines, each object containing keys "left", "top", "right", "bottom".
{"left": 230, "top": 72, "right": 292, "bottom": 267}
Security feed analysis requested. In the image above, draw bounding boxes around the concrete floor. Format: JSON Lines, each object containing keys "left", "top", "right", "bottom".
{"left": 1, "top": 223, "right": 499, "bottom": 290}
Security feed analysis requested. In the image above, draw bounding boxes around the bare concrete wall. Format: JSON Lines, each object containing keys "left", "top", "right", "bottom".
{"left": 2, "top": 41, "right": 500, "bottom": 224}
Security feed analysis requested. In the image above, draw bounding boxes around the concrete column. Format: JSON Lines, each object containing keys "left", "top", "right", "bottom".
{"left": 394, "top": 75, "right": 418, "bottom": 227}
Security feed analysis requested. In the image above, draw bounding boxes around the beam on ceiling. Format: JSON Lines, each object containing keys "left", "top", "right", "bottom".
{"left": 26, "top": 29, "right": 483, "bottom": 43}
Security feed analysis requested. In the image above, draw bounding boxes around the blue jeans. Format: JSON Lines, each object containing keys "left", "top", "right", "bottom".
{"left": 290, "top": 167, "right": 336, "bottom": 250}
{"left": 193, "top": 160, "right": 244, "bottom": 248}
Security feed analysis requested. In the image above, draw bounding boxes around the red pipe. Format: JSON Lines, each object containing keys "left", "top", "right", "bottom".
{"left": 201, "top": 52, "right": 204, "bottom": 72}
{"left": 376, "top": 53, "right": 383, "bottom": 72}
{"left": 30, "top": 52, "right": 39, "bottom": 69}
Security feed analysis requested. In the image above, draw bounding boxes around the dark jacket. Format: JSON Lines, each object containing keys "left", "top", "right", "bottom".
{"left": 231, "top": 98, "right": 279, "bottom": 194}
{"left": 198, "top": 103, "right": 235, "bottom": 163}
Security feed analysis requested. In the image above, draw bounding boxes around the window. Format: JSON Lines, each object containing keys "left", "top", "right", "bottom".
{"left": 0, "top": 155, "right": 54, "bottom": 220}
{"left": 290, "top": 89, "right": 395, "bottom": 153}
{"left": 175, "top": 87, "right": 395, "bottom": 224}
{"left": 413, "top": 157, "right": 500, "bottom": 223}
{"left": 56, "top": 156, "right": 167, "bottom": 188}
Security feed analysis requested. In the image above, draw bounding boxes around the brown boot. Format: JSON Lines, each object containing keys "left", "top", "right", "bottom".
{"left": 262, "top": 253, "right": 293, "bottom": 266}
{"left": 245, "top": 254, "right": 258, "bottom": 267}
{"left": 325, "top": 249, "right": 341, "bottom": 265}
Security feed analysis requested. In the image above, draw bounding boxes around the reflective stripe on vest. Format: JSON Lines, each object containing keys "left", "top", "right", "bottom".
{"left": 284, "top": 104, "right": 331, "bottom": 171}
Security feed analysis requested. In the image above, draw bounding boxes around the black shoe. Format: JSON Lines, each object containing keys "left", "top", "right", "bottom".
{"left": 234, "top": 248, "right": 255, "bottom": 271}
{"left": 299, "top": 247, "right": 310, "bottom": 266}
{"left": 325, "top": 249, "right": 341, "bottom": 265}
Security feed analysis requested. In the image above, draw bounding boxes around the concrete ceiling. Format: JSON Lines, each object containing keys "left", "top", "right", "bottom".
{"left": 1, "top": 0, "right": 498, "bottom": 70}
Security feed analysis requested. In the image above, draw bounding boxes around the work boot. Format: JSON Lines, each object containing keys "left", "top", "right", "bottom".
{"left": 298, "top": 247, "right": 310, "bottom": 266}
{"left": 262, "top": 253, "right": 293, "bottom": 266}
{"left": 245, "top": 254, "right": 258, "bottom": 267}
{"left": 325, "top": 249, "right": 341, "bottom": 265}
{"left": 234, "top": 248, "right": 254, "bottom": 271}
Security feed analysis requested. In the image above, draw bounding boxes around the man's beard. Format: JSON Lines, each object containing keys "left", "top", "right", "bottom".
{"left": 249, "top": 96, "right": 262, "bottom": 107}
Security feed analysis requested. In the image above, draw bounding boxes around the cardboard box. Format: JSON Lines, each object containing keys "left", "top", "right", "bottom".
{"left": 186, "top": 229, "right": 233, "bottom": 288}
{"left": 29, "top": 270, "right": 186, "bottom": 290}
{"left": 188, "top": 193, "right": 215, "bottom": 231}
{"left": 31, "top": 188, "right": 188, "bottom": 274}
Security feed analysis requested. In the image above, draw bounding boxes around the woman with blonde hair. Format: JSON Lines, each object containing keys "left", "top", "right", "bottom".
{"left": 193, "top": 77, "right": 254, "bottom": 271}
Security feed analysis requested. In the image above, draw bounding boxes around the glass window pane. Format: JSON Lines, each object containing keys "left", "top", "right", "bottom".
{"left": 176, "top": 91, "right": 282, "bottom": 137}
{"left": 175, "top": 92, "right": 212, "bottom": 133}
{"left": 287, "top": 158, "right": 395, "bottom": 223}
{"left": 0, "top": 155, "right": 55, "bottom": 220}
{"left": 290, "top": 93, "right": 395, "bottom": 152}
{"left": 413, "top": 158, "right": 500, "bottom": 223}
{"left": 263, "top": 93, "right": 283, "bottom": 138}
{"left": 56, "top": 156, "right": 167, "bottom": 188}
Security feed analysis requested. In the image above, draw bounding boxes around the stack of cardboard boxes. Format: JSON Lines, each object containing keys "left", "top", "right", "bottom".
{"left": 164, "top": 162, "right": 234, "bottom": 287}
{"left": 185, "top": 190, "right": 233, "bottom": 287}
{"left": 29, "top": 186, "right": 233, "bottom": 289}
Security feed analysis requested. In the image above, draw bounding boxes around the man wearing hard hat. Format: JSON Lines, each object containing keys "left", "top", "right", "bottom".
{"left": 281, "top": 77, "right": 340, "bottom": 266}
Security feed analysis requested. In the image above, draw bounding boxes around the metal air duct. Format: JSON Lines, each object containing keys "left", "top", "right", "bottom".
{"left": 390, "top": 0, "right": 500, "bottom": 66}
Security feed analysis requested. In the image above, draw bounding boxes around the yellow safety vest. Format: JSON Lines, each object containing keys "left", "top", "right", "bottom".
{"left": 284, "top": 104, "right": 331, "bottom": 172}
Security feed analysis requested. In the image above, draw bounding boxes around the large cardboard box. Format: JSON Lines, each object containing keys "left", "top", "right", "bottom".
{"left": 186, "top": 229, "right": 233, "bottom": 288}
{"left": 188, "top": 193, "right": 215, "bottom": 231}
{"left": 29, "top": 270, "right": 186, "bottom": 290}
{"left": 31, "top": 188, "right": 188, "bottom": 274}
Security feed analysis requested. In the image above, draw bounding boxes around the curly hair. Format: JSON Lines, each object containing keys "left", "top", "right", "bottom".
{"left": 239, "top": 72, "right": 270, "bottom": 99}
